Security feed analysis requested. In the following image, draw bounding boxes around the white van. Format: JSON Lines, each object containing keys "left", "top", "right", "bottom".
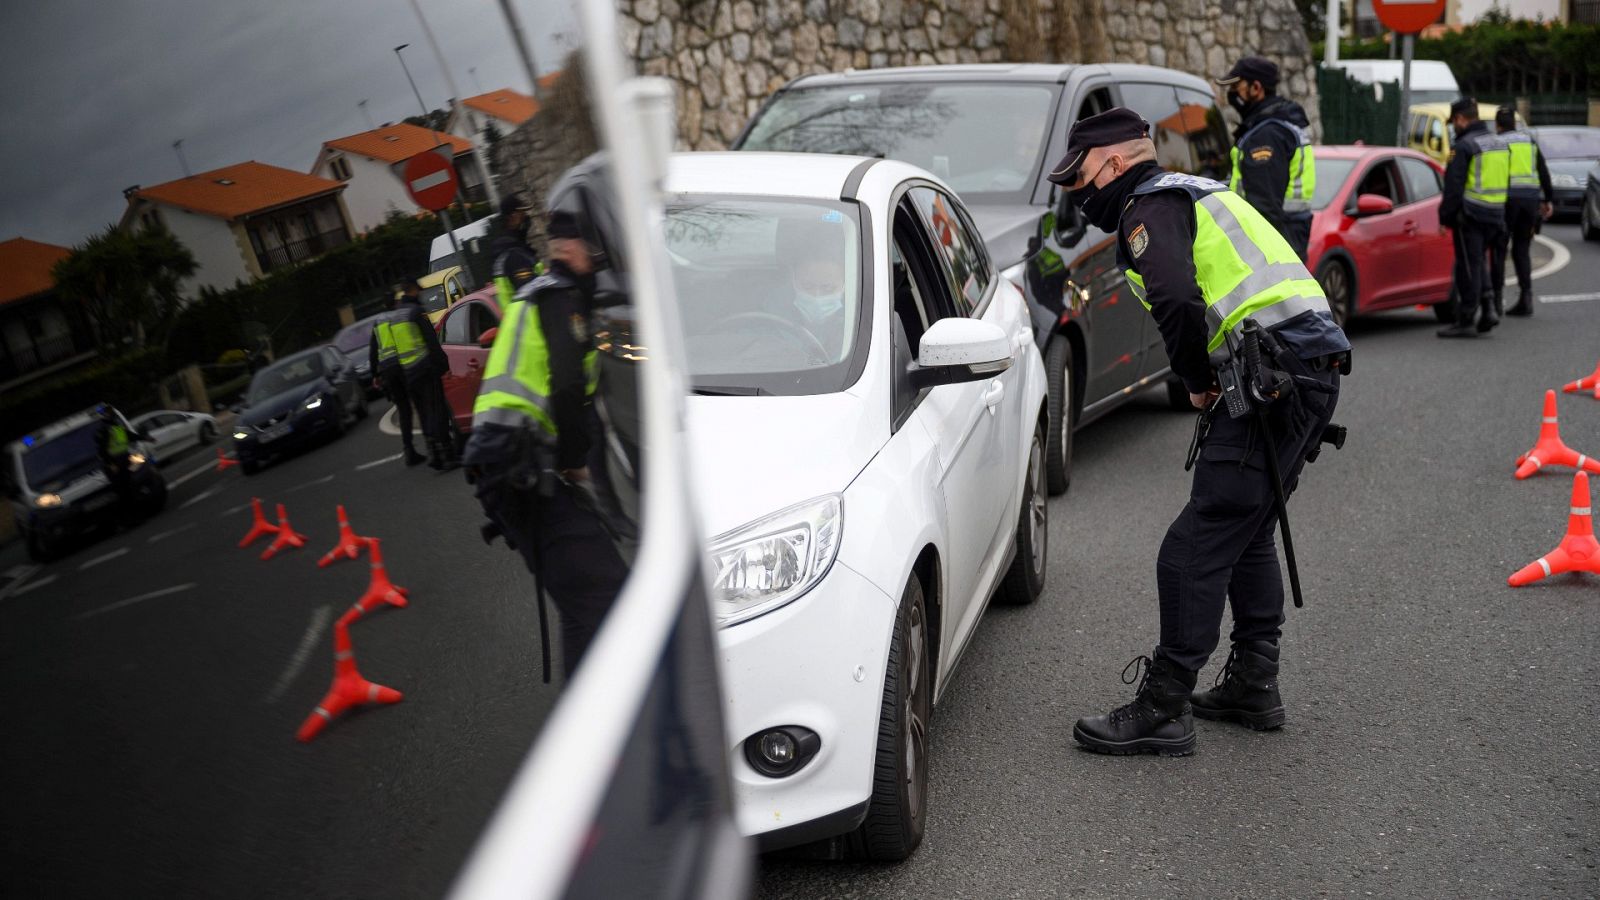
{"left": 1327, "top": 59, "right": 1461, "bottom": 105}
{"left": 427, "top": 215, "right": 497, "bottom": 273}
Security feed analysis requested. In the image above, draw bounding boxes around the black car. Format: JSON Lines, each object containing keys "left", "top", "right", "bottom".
{"left": 332, "top": 315, "right": 386, "bottom": 398}
{"left": 231, "top": 345, "right": 367, "bottom": 474}
{"left": 1529, "top": 126, "right": 1600, "bottom": 220}
{"left": 737, "top": 63, "right": 1234, "bottom": 494}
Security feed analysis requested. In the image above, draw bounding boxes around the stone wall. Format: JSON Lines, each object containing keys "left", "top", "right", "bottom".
{"left": 615, "top": 0, "right": 1320, "bottom": 149}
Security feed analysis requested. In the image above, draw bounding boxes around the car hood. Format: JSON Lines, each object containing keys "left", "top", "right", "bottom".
{"left": 686, "top": 391, "right": 882, "bottom": 538}
{"left": 240, "top": 380, "right": 329, "bottom": 427}
{"left": 1547, "top": 158, "right": 1596, "bottom": 184}
{"left": 966, "top": 202, "right": 1043, "bottom": 270}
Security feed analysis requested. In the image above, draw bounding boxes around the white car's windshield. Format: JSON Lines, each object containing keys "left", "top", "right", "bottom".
{"left": 739, "top": 83, "right": 1057, "bottom": 198}
{"left": 666, "top": 196, "right": 866, "bottom": 396}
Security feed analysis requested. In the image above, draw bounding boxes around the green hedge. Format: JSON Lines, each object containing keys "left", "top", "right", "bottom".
{"left": 0, "top": 347, "right": 169, "bottom": 443}
{"left": 1316, "top": 19, "right": 1600, "bottom": 99}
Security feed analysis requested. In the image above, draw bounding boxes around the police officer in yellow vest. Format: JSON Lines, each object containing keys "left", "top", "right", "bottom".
{"left": 1215, "top": 57, "right": 1316, "bottom": 261}
{"left": 369, "top": 280, "right": 453, "bottom": 467}
{"left": 1046, "top": 109, "right": 1349, "bottom": 756}
{"left": 94, "top": 405, "right": 136, "bottom": 522}
{"left": 463, "top": 205, "right": 625, "bottom": 680}
{"left": 490, "top": 193, "right": 542, "bottom": 309}
{"left": 1438, "top": 98, "right": 1509, "bottom": 338}
{"left": 1491, "top": 106, "right": 1554, "bottom": 318}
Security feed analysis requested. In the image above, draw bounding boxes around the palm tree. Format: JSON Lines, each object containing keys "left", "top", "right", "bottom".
{"left": 52, "top": 223, "right": 197, "bottom": 353}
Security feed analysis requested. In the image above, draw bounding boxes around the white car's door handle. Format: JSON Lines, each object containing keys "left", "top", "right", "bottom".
{"left": 983, "top": 380, "right": 1005, "bottom": 409}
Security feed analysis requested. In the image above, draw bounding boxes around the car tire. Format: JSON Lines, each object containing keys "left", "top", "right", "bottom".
{"left": 199, "top": 422, "right": 216, "bottom": 445}
{"left": 846, "top": 575, "right": 931, "bottom": 862}
{"left": 998, "top": 421, "right": 1048, "bottom": 606}
{"left": 1434, "top": 287, "right": 1459, "bottom": 324}
{"left": 1582, "top": 198, "right": 1599, "bottom": 242}
{"left": 1316, "top": 258, "right": 1355, "bottom": 327}
{"left": 1043, "top": 337, "right": 1074, "bottom": 496}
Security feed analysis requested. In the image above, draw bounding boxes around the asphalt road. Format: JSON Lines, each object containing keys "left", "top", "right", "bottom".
{"left": 2, "top": 226, "right": 1596, "bottom": 898}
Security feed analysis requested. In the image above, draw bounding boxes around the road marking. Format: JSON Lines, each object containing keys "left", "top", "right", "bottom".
{"left": 1540, "top": 291, "right": 1600, "bottom": 304}
{"left": 179, "top": 486, "right": 221, "bottom": 509}
{"left": 378, "top": 406, "right": 425, "bottom": 436}
{"left": 1522, "top": 234, "right": 1569, "bottom": 283}
{"left": 79, "top": 547, "right": 130, "bottom": 571}
{"left": 357, "top": 453, "right": 404, "bottom": 471}
{"left": 222, "top": 499, "right": 253, "bottom": 516}
{"left": 263, "top": 606, "right": 332, "bottom": 704}
{"left": 146, "top": 522, "right": 198, "bottom": 544}
{"left": 167, "top": 459, "right": 216, "bottom": 490}
{"left": 4, "top": 564, "right": 34, "bottom": 580}
{"left": 74, "top": 583, "right": 197, "bottom": 621}
{"left": 285, "top": 473, "right": 335, "bottom": 494}
{"left": 0, "top": 564, "right": 42, "bottom": 603}
{"left": 13, "top": 574, "right": 58, "bottom": 597}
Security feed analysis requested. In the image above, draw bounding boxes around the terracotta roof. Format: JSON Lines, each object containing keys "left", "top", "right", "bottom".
{"left": 133, "top": 161, "right": 344, "bottom": 220}
{"left": 462, "top": 89, "right": 539, "bottom": 126}
{"left": 0, "top": 238, "right": 73, "bottom": 305}
{"left": 324, "top": 123, "right": 473, "bottom": 163}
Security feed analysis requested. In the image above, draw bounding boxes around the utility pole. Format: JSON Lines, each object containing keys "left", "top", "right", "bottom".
{"left": 395, "top": 43, "right": 474, "bottom": 286}
{"left": 358, "top": 99, "right": 375, "bottom": 130}
{"left": 496, "top": 0, "right": 544, "bottom": 106}
{"left": 1325, "top": 0, "right": 1341, "bottom": 64}
{"left": 172, "top": 139, "right": 192, "bottom": 177}
{"left": 404, "top": 0, "right": 501, "bottom": 210}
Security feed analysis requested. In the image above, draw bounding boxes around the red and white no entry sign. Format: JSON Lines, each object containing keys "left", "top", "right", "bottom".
{"left": 1371, "top": 0, "right": 1446, "bottom": 34}
{"left": 402, "top": 148, "right": 459, "bottom": 212}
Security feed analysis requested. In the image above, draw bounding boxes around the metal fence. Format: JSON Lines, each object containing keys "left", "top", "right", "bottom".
{"left": 1478, "top": 93, "right": 1592, "bottom": 127}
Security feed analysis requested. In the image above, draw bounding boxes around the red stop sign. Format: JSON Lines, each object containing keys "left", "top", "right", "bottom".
{"left": 1372, "top": 0, "right": 1446, "bottom": 34}
{"left": 402, "top": 148, "right": 459, "bottom": 211}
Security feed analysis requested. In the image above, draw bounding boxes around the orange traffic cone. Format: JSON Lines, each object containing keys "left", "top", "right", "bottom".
{"left": 336, "top": 537, "right": 408, "bottom": 627}
{"left": 1508, "top": 472, "right": 1600, "bottom": 586}
{"left": 1514, "top": 391, "right": 1600, "bottom": 480}
{"left": 295, "top": 621, "right": 402, "bottom": 742}
{"left": 260, "top": 504, "right": 308, "bottom": 561}
{"left": 238, "top": 497, "right": 278, "bottom": 547}
{"left": 1563, "top": 359, "right": 1600, "bottom": 401}
{"left": 215, "top": 447, "right": 239, "bottom": 472}
{"left": 317, "top": 505, "right": 371, "bottom": 568}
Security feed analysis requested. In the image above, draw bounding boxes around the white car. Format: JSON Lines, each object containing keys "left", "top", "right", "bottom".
{"left": 667, "top": 152, "right": 1048, "bottom": 858}
{"left": 128, "top": 410, "right": 218, "bottom": 464}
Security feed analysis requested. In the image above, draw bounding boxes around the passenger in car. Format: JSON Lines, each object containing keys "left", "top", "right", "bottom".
{"left": 778, "top": 213, "right": 850, "bottom": 360}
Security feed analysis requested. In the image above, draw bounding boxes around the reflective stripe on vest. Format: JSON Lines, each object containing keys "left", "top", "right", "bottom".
{"left": 1504, "top": 131, "right": 1539, "bottom": 197}
{"left": 471, "top": 295, "right": 602, "bottom": 435}
{"left": 1228, "top": 119, "right": 1317, "bottom": 214}
{"left": 373, "top": 320, "right": 399, "bottom": 366}
{"left": 1122, "top": 175, "right": 1329, "bottom": 359}
{"left": 388, "top": 311, "right": 427, "bottom": 370}
{"left": 1464, "top": 132, "right": 1510, "bottom": 209}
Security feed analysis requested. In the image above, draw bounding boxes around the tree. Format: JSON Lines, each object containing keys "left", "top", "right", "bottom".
{"left": 51, "top": 223, "right": 197, "bottom": 353}
{"left": 402, "top": 108, "right": 450, "bottom": 133}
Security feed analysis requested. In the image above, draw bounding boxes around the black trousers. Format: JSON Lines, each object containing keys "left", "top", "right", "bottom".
{"left": 478, "top": 476, "right": 628, "bottom": 679}
{"left": 1283, "top": 213, "right": 1312, "bottom": 263}
{"left": 382, "top": 372, "right": 416, "bottom": 454}
{"left": 1155, "top": 355, "right": 1340, "bottom": 672}
{"left": 406, "top": 370, "right": 453, "bottom": 450}
{"left": 1451, "top": 221, "right": 1496, "bottom": 325}
{"left": 1490, "top": 199, "right": 1539, "bottom": 297}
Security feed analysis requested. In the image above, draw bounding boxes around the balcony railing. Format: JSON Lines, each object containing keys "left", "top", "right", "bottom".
{"left": 256, "top": 228, "right": 352, "bottom": 274}
{"left": 0, "top": 332, "right": 89, "bottom": 383}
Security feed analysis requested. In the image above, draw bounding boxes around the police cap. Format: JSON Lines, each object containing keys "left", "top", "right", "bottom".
{"left": 1045, "top": 108, "right": 1151, "bottom": 187}
{"left": 499, "top": 192, "right": 534, "bottom": 219}
{"left": 1215, "top": 56, "right": 1279, "bottom": 89}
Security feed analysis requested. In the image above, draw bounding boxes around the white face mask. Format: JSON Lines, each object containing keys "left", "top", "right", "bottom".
{"left": 794, "top": 289, "right": 844, "bottom": 323}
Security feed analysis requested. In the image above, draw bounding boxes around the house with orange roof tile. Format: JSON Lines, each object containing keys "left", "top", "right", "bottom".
{"left": 310, "top": 123, "right": 485, "bottom": 234}
{"left": 0, "top": 237, "right": 97, "bottom": 388}
{"left": 119, "top": 161, "right": 355, "bottom": 294}
{"left": 445, "top": 73, "right": 562, "bottom": 150}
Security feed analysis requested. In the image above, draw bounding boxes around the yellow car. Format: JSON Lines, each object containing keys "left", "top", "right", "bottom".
{"left": 1406, "top": 102, "right": 1527, "bottom": 166}
{"left": 417, "top": 266, "right": 471, "bottom": 325}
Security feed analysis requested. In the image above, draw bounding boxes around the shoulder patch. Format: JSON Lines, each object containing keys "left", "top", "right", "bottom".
{"left": 1128, "top": 223, "right": 1149, "bottom": 258}
{"left": 1250, "top": 146, "right": 1274, "bottom": 162}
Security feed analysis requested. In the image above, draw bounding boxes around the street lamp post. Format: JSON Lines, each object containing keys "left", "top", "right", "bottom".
{"left": 394, "top": 44, "right": 431, "bottom": 124}
{"left": 394, "top": 43, "right": 475, "bottom": 286}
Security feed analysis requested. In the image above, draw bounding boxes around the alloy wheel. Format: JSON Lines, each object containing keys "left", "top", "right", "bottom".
{"left": 903, "top": 598, "right": 927, "bottom": 823}
{"left": 1028, "top": 433, "right": 1046, "bottom": 577}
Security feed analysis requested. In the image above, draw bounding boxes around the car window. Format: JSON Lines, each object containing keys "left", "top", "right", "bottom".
{"left": 906, "top": 187, "right": 989, "bottom": 316}
{"left": 1173, "top": 86, "right": 1232, "bottom": 181}
{"left": 247, "top": 354, "right": 323, "bottom": 403}
{"left": 1399, "top": 157, "right": 1441, "bottom": 202}
{"left": 1410, "top": 114, "right": 1427, "bottom": 145}
{"left": 1118, "top": 83, "right": 1192, "bottom": 174}
{"left": 471, "top": 302, "right": 500, "bottom": 340}
{"left": 441, "top": 302, "right": 475, "bottom": 345}
{"left": 1354, "top": 160, "right": 1402, "bottom": 206}
{"left": 20, "top": 422, "right": 102, "bottom": 490}
{"left": 1311, "top": 158, "right": 1358, "bottom": 210}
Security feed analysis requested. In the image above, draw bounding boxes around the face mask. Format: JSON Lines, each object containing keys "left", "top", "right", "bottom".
{"left": 1068, "top": 159, "right": 1124, "bottom": 233}
{"left": 1228, "top": 91, "right": 1252, "bottom": 115}
{"left": 795, "top": 289, "right": 844, "bottom": 323}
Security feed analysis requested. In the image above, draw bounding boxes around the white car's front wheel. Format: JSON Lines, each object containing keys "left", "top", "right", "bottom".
{"left": 999, "top": 421, "right": 1048, "bottom": 605}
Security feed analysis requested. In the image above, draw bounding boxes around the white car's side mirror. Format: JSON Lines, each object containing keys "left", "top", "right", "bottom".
{"left": 911, "top": 318, "right": 1012, "bottom": 389}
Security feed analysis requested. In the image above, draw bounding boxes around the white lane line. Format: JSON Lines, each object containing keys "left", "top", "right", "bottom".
{"left": 263, "top": 605, "right": 332, "bottom": 704}
{"left": 79, "top": 547, "right": 130, "bottom": 571}
{"left": 378, "top": 406, "right": 424, "bottom": 437}
{"left": 285, "top": 473, "right": 335, "bottom": 495}
{"left": 179, "top": 485, "right": 221, "bottom": 510}
{"left": 1523, "top": 234, "right": 1569, "bottom": 283}
{"left": 167, "top": 459, "right": 217, "bottom": 490}
{"left": 10, "top": 573, "right": 57, "bottom": 599}
{"left": 74, "top": 583, "right": 197, "bottom": 622}
{"left": 1541, "top": 291, "right": 1600, "bottom": 304}
{"left": 222, "top": 499, "right": 253, "bottom": 516}
{"left": 4, "top": 564, "right": 35, "bottom": 579}
{"left": 0, "top": 564, "right": 42, "bottom": 603}
{"left": 357, "top": 453, "right": 404, "bottom": 471}
{"left": 146, "top": 521, "right": 198, "bottom": 544}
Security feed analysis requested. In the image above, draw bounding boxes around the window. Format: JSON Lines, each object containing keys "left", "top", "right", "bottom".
{"left": 1310, "top": 158, "right": 1358, "bottom": 210}
{"left": 442, "top": 301, "right": 499, "bottom": 345}
{"left": 329, "top": 156, "right": 352, "bottom": 181}
{"left": 1398, "top": 157, "right": 1441, "bottom": 202}
{"left": 906, "top": 187, "right": 989, "bottom": 315}
{"left": 1119, "top": 83, "right": 1192, "bottom": 174}
{"left": 1077, "top": 86, "right": 1113, "bottom": 122}
{"left": 140, "top": 209, "right": 163, "bottom": 230}
{"left": 1353, "top": 160, "right": 1401, "bottom": 206}
{"left": 892, "top": 200, "right": 953, "bottom": 354}
{"left": 1173, "top": 86, "right": 1232, "bottom": 180}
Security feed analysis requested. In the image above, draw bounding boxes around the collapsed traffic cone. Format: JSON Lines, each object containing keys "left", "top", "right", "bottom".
{"left": 1508, "top": 472, "right": 1600, "bottom": 586}
{"left": 237, "top": 497, "right": 278, "bottom": 548}
{"left": 215, "top": 447, "right": 239, "bottom": 472}
{"left": 259, "top": 504, "right": 308, "bottom": 561}
{"left": 295, "top": 621, "right": 403, "bottom": 742}
{"left": 336, "top": 537, "right": 408, "bottom": 626}
{"left": 1563, "top": 359, "right": 1600, "bottom": 401}
{"left": 317, "top": 505, "right": 372, "bottom": 568}
{"left": 1514, "top": 391, "right": 1600, "bottom": 480}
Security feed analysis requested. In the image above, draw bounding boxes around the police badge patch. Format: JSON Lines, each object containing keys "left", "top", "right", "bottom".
{"left": 570, "top": 313, "right": 588, "bottom": 343}
{"left": 1250, "top": 146, "right": 1274, "bottom": 162}
{"left": 1128, "top": 223, "right": 1149, "bottom": 258}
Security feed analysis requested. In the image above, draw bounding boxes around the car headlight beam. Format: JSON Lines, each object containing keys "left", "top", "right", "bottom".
{"left": 127, "top": 452, "right": 147, "bottom": 470}
{"left": 303, "top": 396, "right": 324, "bottom": 410}
{"left": 35, "top": 493, "right": 62, "bottom": 509}
{"left": 233, "top": 431, "right": 250, "bottom": 441}
{"left": 709, "top": 494, "right": 842, "bottom": 628}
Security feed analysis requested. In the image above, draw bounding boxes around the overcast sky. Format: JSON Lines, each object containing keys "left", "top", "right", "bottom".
{"left": 0, "top": 0, "right": 579, "bottom": 248}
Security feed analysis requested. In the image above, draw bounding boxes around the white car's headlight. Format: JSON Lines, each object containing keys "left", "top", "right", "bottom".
{"left": 709, "top": 494, "right": 842, "bottom": 628}
{"left": 35, "top": 493, "right": 62, "bottom": 509}
{"left": 303, "top": 396, "right": 324, "bottom": 410}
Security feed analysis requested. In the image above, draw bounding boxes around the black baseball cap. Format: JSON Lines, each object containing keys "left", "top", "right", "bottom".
{"left": 499, "top": 192, "right": 533, "bottom": 218}
{"left": 1215, "top": 56, "right": 1280, "bottom": 89}
{"left": 1045, "top": 108, "right": 1151, "bottom": 187}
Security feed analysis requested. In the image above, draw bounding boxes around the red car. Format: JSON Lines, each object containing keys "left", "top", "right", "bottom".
{"left": 1306, "top": 145, "right": 1456, "bottom": 326}
{"left": 434, "top": 285, "right": 502, "bottom": 432}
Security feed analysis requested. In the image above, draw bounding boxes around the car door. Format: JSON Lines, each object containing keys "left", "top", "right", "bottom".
{"left": 1344, "top": 158, "right": 1415, "bottom": 310}
{"left": 439, "top": 299, "right": 501, "bottom": 431}
{"left": 1396, "top": 155, "right": 1454, "bottom": 303}
{"left": 136, "top": 414, "right": 179, "bottom": 459}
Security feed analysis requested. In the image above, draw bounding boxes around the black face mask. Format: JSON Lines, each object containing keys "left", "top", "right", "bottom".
{"left": 1228, "top": 90, "right": 1255, "bottom": 117}
{"left": 1069, "top": 163, "right": 1127, "bottom": 233}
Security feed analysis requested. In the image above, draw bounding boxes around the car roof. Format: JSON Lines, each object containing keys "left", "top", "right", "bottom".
{"left": 781, "top": 61, "right": 1209, "bottom": 89}
{"left": 667, "top": 151, "right": 873, "bottom": 199}
{"left": 1314, "top": 144, "right": 1436, "bottom": 162}
{"left": 5, "top": 407, "right": 104, "bottom": 455}
{"left": 1410, "top": 101, "right": 1514, "bottom": 119}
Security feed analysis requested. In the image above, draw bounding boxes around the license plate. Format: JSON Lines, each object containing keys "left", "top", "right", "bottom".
{"left": 83, "top": 493, "right": 116, "bottom": 512}
{"left": 260, "top": 424, "right": 292, "bottom": 443}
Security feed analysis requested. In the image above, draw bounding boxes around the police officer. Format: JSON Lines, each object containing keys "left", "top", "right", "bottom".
{"left": 1047, "top": 109, "right": 1349, "bottom": 756}
{"left": 490, "top": 192, "right": 542, "bottom": 308}
{"left": 94, "top": 405, "right": 135, "bottom": 523}
{"left": 463, "top": 203, "right": 627, "bottom": 680}
{"left": 1438, "top": 98, "right": 1509, "bottom": 338}
{"left": 375, "top": 279, "right": 457, "bottom": 469}
{"left": 1215, "top": 56, "right": 1317, "bottom": 260}
{"left": 370, "top": 286, "right": 426, "bottom": 467}
{"left": 1491, "top": 106, "right": 1554, "bottom": 318}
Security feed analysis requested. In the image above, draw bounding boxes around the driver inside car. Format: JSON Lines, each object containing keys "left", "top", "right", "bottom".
{"left": 777, "top": 213, "right": 850, "bottom": 359}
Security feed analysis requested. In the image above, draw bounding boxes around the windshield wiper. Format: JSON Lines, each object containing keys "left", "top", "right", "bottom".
{"left": 691, "top": 384, "right": 768, "bottom": 396}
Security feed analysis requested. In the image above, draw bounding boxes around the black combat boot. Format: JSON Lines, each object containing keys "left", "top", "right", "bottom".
{"left": 1508, "top": 287, "right": 1534, "bottom": 317}
{"left": 403, "top": 446, "right": 426, "bottom": 467}
{"left": 1073, "top": 655, "right": 1197, "bottom": 757}
{"left": 1191, "top": 641, "right": 1285, "bottom": 731}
